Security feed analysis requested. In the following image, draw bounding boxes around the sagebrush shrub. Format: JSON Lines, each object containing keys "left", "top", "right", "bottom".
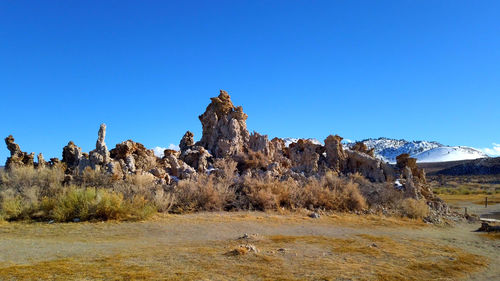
{"left": 399, "top": 198, "right": 429, "bottom": 219}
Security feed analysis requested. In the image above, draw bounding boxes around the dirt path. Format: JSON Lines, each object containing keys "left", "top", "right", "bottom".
{"left": 0, "top": 212, "right": 498, "bottom": 280}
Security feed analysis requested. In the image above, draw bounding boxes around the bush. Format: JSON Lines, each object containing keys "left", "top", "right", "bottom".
{"left": 241, "top": 172, "right": 367, "bottom": 211}
{"left": 0, "top": 193, "right": 24, "bottom": 220}
{"left": 242, "top": 177, "right": 295, "bottom": 210}
{"left": 298, "top": 174, "right": 367, "bottom": 211}
{"left": 173, "top": 174, "right": 234, "bottom": 212}
{"left": 0, "top": 167, "right": 156, "bottom": 222}
{"left": 399, "top": 198, "right": 429, "bottom": 219}
{"left": 46, "top": 187, "right": 156, "bottom": 222}
{"left": 0, "top": 165, "right": 64, "bottom": 198}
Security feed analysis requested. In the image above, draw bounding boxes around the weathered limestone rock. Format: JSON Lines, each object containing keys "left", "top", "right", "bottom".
{"left": 351, "top": 141, "right": 375, "bottom": 157}
{"left": 288, "top": 139, "right": 320, "bottom": 175}
{"left": 179, "top": 131, "right": 195, "bottom": 153}
{"left": 324, "top": 135, "right": 347, "bottom": 172}
{"left": 344, "top": 150, "right": 388, "bottom": 182}
{"left": 198, "top": 90, "right": 249, "bottom": 158}
{"left": 37, "top": 153, "right": 46, "bottom": 169}
{"left": 106, "top": 160, "right": 124, "bottom": 179}
{"left": 89, "top": 124, "right": 111, "bottom": 169}
{"left": 5, "top": 135, "right": 20, "bottom": 156}
{"left": 49, "top": 158, "right": 60, "bottom": 166}
{"left": 110, "top": 140, "right": 157, "bottom": 174}
{"left": 62, "top": 141, "right": 82, "bottom": 171}
{"left": 180, "top": 146, "right": 211, "bottom": 173}
{"left": 402, "top": 167, "right": 421, "bottom": 199}
{"left": 4, "top": 135, "right": 35, "bottom": 169}
{"left": 163, "top": 152, "right": 196, "bottom": 179}
{"left": 248, "top": 132, "right": 270, "bottom": 156}
{"left": 396, "top": 153, "right": 426, "bottom": 183}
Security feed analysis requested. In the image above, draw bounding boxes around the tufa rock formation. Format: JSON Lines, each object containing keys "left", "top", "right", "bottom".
{"left": 36, "top": 153, "right": 46, "bottom": 169}
{"left": 396, "top": 153, "right": 426, "bottom": 183}
{"left": 324, "top": 135, "right": 347, "bottom": 172}
{"left": 3, "top": 89, "right": 447, "bottom": 216}
{"left": 4, "top": 135, "right": 35, "bottom": 170}
{"left": 110, "top": 140, "right": 157, "bottom": 174}
{"left": 288, "top": 139, "right": 321, "bottom": 176}
{"left": 62, "top": 141, "right": 82, "bottom": 171}
{"left": 197, "top": 90, "right": 249, "bottom": 158}
{"left": 89, "top": 124, "right": 111, "bottom": 169}
{"left": 179, "top": 131, "right": 195, "bottom": 153}
{"left": 351, "top": 141, "right": 375, "bottom": 157}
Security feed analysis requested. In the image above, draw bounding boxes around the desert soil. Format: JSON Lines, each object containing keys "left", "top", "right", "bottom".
{"left": 0, "top": 209, "right": 498, "bottom": 281}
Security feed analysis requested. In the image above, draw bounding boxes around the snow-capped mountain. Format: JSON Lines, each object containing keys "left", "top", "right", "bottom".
{"left": 352, "top": 138, "right": 487, "bottom": 163}
{"left": 412, "top": 146, "right": 488, "bottom": 163}
{"left": 283, "top": 137, "right": 322, "bottom": 147}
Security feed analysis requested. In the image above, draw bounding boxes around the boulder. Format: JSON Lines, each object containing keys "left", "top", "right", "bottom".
{"left": 197, "top": 90, "right": 249, "bottom": 158}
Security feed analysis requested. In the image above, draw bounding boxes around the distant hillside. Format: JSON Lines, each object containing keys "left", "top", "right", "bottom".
{"left": 419, "top": 157, "right": 500, "bottom": 176}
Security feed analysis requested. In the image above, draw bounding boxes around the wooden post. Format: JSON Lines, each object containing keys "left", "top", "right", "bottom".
{"left": 465, "top": 207, "right": 468, "bottom": 216}
{"left": 485, "top": 197, "right": 488, "bottom": 208}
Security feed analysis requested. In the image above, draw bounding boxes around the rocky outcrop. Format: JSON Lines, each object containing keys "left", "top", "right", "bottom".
{"left": 5, "top": 135, "right": 35, "bottom": 170}
{"left": 288, "top": 139, "right": 321, "bottom": 175}
{"left": 162, "top": 149, "right": 196, "bottom": 179}
{"left": 37, "top": 153, "right": 46, "bottom": 169}
{"left": 62, "top": 141, "right": 82, "bottom": 171}
{"left": 179, "top": 131, "right": 195, "bottom": 153}
{"left": 248, "top": 132, "right": 270, "bottom": 156}
{"left": 180, "top": 146, "right": 211, "bottom": 173}
{"left": 344, "top": 150, "right": 390, "bottom": 182}
{"left": 89, "top": 124, "right": 111, "bottom": 169}
{"left": 197, "top": 90, "right": 249, "bottom": 158}
{"left": 396, "top": 153, "right": 426, "bottom": 183}
{"left": 4, "top": 135, "right": 35, "bottom": 170}
{"left": 324, "top": 135, "right": 347, "bottom": 172}
{"left": 351, "top": 141, "right": 375, "bottom": 157}
{"left": 110, "top": 140, "right": 157, "bottom": 174}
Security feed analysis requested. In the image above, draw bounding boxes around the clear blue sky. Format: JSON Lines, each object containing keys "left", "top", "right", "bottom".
{"left": 1, "top": 0, "right": 499, "bottom": 163}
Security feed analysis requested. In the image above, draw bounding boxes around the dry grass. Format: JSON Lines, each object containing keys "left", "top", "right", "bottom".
{"left": 479, "top": 232, "right": 500, "bottom": 240}
{"left": 172, "top": 159, "right": 237, "bottom": 213}
{"left": 439, "top": 193, "right": 499, "bottom": 205}
{"left": 0, "top": 165, "right": 439, "bottom": 221}
{"left": 430, "top": 174, "right": 500, "bottom": 196}
{"left": 0, "top": 230, "right": 487, "bottom": 281}
{"left": 399, "top": 198, "right": 430, "bottom": 219}
{"left": 241, "top": 172, "right": 367, "bottom": 212}
{"left": 0, "top": 167, "right": 157, "bottom": 222}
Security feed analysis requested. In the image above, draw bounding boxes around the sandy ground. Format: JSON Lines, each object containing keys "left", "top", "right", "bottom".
{"left": 0, "top": 210, "right": 498, "bottom": 280}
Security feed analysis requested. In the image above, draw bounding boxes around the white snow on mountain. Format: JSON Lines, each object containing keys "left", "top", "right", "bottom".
{"left": 412, "top": 146, "right": 488, "bottom": 163}
{"left": 283, "top": 137, "right": 322, "bottom": 147}
{"left": 352, "top": 138, "right": 487, "bottom": 163}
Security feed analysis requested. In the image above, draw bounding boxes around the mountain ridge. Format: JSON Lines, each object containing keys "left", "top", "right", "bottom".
{"left": 352, "top": 137, "right": 487, "bottom": 163}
